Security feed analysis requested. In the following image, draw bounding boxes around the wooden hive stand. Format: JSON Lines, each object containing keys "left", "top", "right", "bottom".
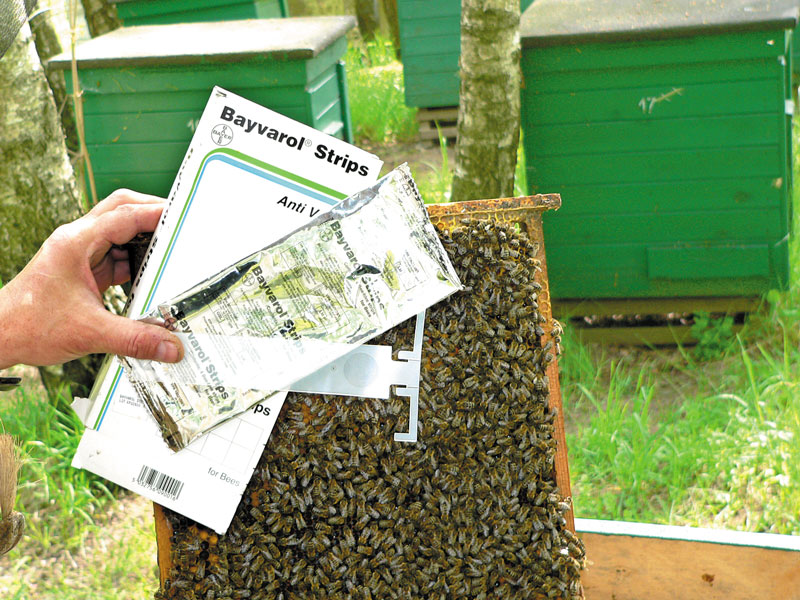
{"left": 416, "top": 106, "right": 459, "bottom": 142}
{"left": 553, "top": 296, "right": 760, "bottom": 346}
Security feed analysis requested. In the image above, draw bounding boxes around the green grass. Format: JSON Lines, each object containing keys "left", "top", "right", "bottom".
{"left": 560, "top": 315, "right": 800, "bottom": 534}
{"left": 1, "top": 387, "right": 118, "bottom": 555}
{"left": 345, "top": 35, "right": 418, "bottom": 145}
{"left": 0, "top": 386, "right": 157, "bottom": 599}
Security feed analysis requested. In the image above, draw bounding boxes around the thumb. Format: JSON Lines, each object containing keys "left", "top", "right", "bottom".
{"left": 98, "top": 313, "right": 184, "bottom": 363}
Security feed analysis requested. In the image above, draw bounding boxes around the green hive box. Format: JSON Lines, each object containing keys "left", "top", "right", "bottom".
{"left": 111, "top": 0, "right": 289, "bottom": 26}
{"left": 397, "top": 0, "right": 534, "bottom": 108}
{"left": 49, "top": 17, "right": 355, "bottom": 200}
{"left": 521, "top": 0, "right": 798, "bottom": 300}
{"left": 794, "top": 19, "right": 800, "bottom": 87}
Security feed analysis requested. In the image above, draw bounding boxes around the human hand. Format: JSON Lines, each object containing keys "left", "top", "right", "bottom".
{"left": 0, "top": 190, "right": 184, "bottom": 369}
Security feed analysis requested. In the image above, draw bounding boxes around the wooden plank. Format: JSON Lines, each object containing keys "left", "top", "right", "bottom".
{"left": 554, "top": 274, "right": 773, "bottom": 300}
{"left": 397, "top": 0, "right": 459, "bottom": 20}
{"left": 536, "top": 208, "right": 784, "bottom": 245}
{"left": 83, "top": 89, "right": 308, "bottom": 120}
{"left": 399, "top": 37, "right": 461, "bottom": 59}
{"left": 153, "top": 503, "right": 173, "bottom": 586}
{"left": 114, "top": 0, "right": 248, "bottom": 19}
{"left": 399, "top": 16, "right": 458, "bottom": 39}
{"left": 525, "top": 113, "right": 782, "bottom": 157}
{"left": 115, "top": 0, "right": 259, "bottom": 23}
{"left": 540, "top": 239, "right": 780, "bottom": 298}
{"left": 311, "top": 97, "right": 345, "bottom": 140}
{"left": 575, "top": 518, "right": 800, "bottom": 600}
{"left": 529, "top": 177, "right": 783, "bottom": 214}
{"left": 307, "top": 65, "right": 342, "bottom": 121}
{"left": 530, "top": 211, "right": 575, "bottom": 532}
{"left": 524, "top": 78, "right": 782, "bottom": 126}
{"left": 254, "top": 0, "right": 285, "bottom": 19}
{"left": 95, "top": 172, "right": 176, "bottom": 198}
{"left": 418, "top": 107, "right": 459, "bottom": 121}
{"left": 418, "top": 123, "right": 457, "bottom": 141}
{"left": 544, "top": 249, "right": 775, "bottom": 299}
{"left": 75, "top": 67, "right": 313, "bottom": 101}
{"left": 404, "top": 74, "right": 460, "bottom": 108}
{"left": 523, "top": 55, "right": 776, "bottom": 93}
{"left": 530, "top": 145, "right": 782, "bottom": 186}
{"left": 523, "top": 30, "right": 787, "bottom": 75}
{"left": 648, "top": 244, "right": 771, "bottom": 279}
{"left": 568, "top": 322, "right": 746, "bottom": 346}
{"left": 403, "top": 52, "right": 460, "bottom": 74}
{"left": 84, "top": 111, "right": 202, "bottom": 145}
{"left": 417, "top": 106, "right": 459, "bottom": 140}
{"left": 83, "top": 101, "right": 306, "bottom": 144}
{"left": 87, "top": 141, "right": 191, "bottom": 175}
{"left": 577, "top": 518, "right": 800, "bottom": 549}
{"left": 554, "top": 296, "right": 760, "bottom": 318}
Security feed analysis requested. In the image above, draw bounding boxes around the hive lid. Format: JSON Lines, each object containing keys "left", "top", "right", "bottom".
{"left": 49, "top": 16, "right": 355, "bottom": 69}
{"left": 521, "top": 0, "right": 800, "bottom": 46}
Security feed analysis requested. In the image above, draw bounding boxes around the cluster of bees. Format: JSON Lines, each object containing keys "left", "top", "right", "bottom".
{"left": 157, "top": 219, "right": 585, "bottom": 600}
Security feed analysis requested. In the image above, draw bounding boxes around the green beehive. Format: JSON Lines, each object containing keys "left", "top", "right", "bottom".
{"left": 793, "top": 20, "right": 800, "bottom": 89}
{"left": 110, "top": 0, "right": 289, "bottom": 26}
{"left": 521, "top": 0, "right": 798, "bottom": 301}
{"left": 49, "top": 17, "right": 355, "bottom": 200}
{"left": 397, "top": 0, "right": 534, "bottom": 108}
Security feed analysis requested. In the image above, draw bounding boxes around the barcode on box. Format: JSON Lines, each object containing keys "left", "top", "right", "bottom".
{"left": 137, "top": 465, "right": 184, "bottom": 501}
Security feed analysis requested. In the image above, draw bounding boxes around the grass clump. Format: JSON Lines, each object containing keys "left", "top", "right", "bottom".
{"left": 345, "top": 35, "right": 418, "bottom": 144}
{"left": 560, "top": 318, "right": 800, "bottom": 534}
{"left": 0, "top": 385, "right": 159, "bottom": 599}
{"left": 0, "top": 387, "right": 117, "bottom": 556}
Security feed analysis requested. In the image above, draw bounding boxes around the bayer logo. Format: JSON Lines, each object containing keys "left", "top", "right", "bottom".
{"left": 210, "top": 124, "right": 233, "bottom": 146}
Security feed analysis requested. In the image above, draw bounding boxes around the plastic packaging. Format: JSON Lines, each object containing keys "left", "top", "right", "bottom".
{"left": 121, "top": 165, "right": 462, "bottom": 451}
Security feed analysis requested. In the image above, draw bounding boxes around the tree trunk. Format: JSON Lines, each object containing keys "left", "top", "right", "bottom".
{"left": 355, "top": 0, "right": 379, "bottom": 40}
{"left": 450, "top": 0, "right": 521, "bottom": 202}
{"left": 288, "top": 0, "right": 307, "bottom": 15}
{"left": 29, "top": 9, "right": 79, "bottom": 153}
{"left": 0, "top": 23, "right": 106, "bottom": 402}
{"left": 80, "top": 0, "right": 120, "bottom": 37}
{"left": 0, "top": 22, "right": 79, "bottom": 285}
{"left": 380, "top": 0, "right": 401, "bottom": 55}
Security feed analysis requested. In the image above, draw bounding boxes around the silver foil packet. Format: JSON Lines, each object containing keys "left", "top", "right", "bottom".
{"left": 121, "top": 165, "right": 462, "bottom": 451}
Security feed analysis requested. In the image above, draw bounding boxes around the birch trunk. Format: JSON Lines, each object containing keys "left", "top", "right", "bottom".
{"left": 80, "top": 0, "right": 120, "bottom": 37}
{"left": 29, "top": 9, "right": 79, "bottom": 153}
{"left": 355, "top": 0, "right": 380, "bottom": 40}
{"left": 380, "top": 0, "right": 400, "bottom": 55}
{"left": 0, "top": 22, "right": 79, "bottom": 284}
{"left": 450, "top": 0, "right": 521, "bottom": 202}
{"left": 0, "top": 23, "right": 112, "bottom": 402}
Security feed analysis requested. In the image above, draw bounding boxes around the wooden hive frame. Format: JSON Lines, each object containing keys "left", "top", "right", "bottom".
{"left": 154, "top": 192, "right": 577, "bottom": 586}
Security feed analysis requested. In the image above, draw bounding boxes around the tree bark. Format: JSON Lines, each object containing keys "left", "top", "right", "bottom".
{"left": 0, "top": 23, "right": 108, "bottom": 402}
{"left": 0, "top": 22, "right": 79, "bottom": 285}
{"left": 355, "top": 0, "right": 379, "bottom": 40}
{"left": 288, "top": 0, "right": 307, "bottom": 15}
{"left": 450, "top": 0, "right": 521, "bottom": 202}
{"left": 80, "top": 0, "right": 120, "bottom": 37}
{"left": 29, "top": 8, "right": 79, "bottom": 153}
{"left": 380, "top": 0, "right": 401, "bottom": 55}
